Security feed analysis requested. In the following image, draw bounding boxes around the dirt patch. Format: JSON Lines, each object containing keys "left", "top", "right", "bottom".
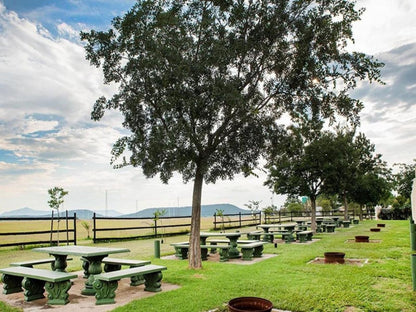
{"left": 0, "top": 270, "right": 180, "bottom": 312}
{"left": 345, "top": 239, "right": 381, "bottom": 243}
{"left": 308, "top": 257, "right": 368, "bottom": 267}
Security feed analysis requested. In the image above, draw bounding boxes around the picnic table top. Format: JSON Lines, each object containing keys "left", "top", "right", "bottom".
{"left": 32, "top": 245, "right": 130, "bottom": 257}
{"left": 200, "top": 232, "right": 241, "bottom": 238}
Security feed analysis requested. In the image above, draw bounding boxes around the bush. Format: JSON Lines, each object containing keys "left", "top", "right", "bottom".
{"left": 378, "top": 204, "right": 411, "bottom": 220}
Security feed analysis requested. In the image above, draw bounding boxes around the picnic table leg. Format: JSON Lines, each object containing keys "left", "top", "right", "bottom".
{"left": 22, "top": 277, "right": 45, "bottom": 301}
{"left": 228, "top": 237, "right": 241, "bottom": 259}
{"left": 1, "top": 273, "right": 23, "bottom": 294}
{"left": 144, "top": 271, "right": 163, "bottom": 292}
{"left": 81, "top": 255, "right": 106, "bottom": 296}
{"left": 93, "top": 279, "right": 118, "bottom": 305}
{"left": 45, "top": 280, "right": 72, "bottom": 305}
{"left": 51, "top": 254, "right": 68, "bottom": 272}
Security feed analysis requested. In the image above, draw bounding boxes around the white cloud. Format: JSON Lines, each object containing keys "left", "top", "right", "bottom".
{"left": 351, "top": 0, "right": 416, "bottom": 54}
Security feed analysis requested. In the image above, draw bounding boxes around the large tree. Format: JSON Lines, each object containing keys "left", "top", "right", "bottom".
{"left": 265, "top": 124, "right": 340, "bottom": 232}
{"left": 322, "top": 128, "right": 383, "bottom": 220}
{"left": 394, "top": 160, "right": 416, "bottom": 200}
{"left": 81, "top": 0, "right": 382, "bottom": 268}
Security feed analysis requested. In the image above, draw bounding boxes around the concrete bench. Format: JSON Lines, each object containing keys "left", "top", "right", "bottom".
{"left": 325, "top": 224, "right": 336, "bottom": 232}
{"left": 296, "top": 231, "right": 313, "bottom": 243}
{"left": 272, "top": 231, "right": 294, "bottom": 243}
{"left": 239, "top": 242, "right": 267, "bottom": 260}
{"left": 93, "top": 264, "right": 167, "bottom": 305}
{"left": 102, "top": 258, "right": 151, "bottom": 286}
{"left": 200, "top": 244, "right": 231, "bottom": 262}
{"left": 247, "top": 231, "right": 263, "bottom": 240}
{"left": 207, "top": 239, "right": 230, "bottom": 253}
{"left": 10, "top": 258, "right": 73, "bottom": 271}
{"left": 170, "top": 242, "right": 189, "bottom": 260}
{"left": 0, "top": 266, "right": 77, "bottom": 305}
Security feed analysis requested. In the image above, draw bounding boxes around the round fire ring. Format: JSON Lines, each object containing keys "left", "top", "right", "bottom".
{"left": 355, "top": 235, "right": 369, "bottom": 243}
{"left": 377, "top": 224, "right": 386, "bottom": 228}
{"left": 324, "top": 252, "right": 346, "bottom": 264}
{"left": 228, "top": 297, "right": 273, "bottom": 312}
{"left": 370, "top": 228, "right": 381, "bottom": 232}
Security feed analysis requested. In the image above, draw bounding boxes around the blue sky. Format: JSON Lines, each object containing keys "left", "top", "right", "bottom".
{"left": 0, "top": 0, "right": 415, "bottom": 214}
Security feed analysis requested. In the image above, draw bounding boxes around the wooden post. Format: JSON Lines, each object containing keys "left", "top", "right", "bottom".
{"left": 214, "top": 213, "right": 217, "bottom": 230}
{"left": 66, "top": 210, "right": 69, "bottom": 245}
{"left": 239, "top": 212, "right": 242, "bottom": 228}
{"left": 73, "top": 213, "right": 77, "bottom": 245}
{"left": 93, "top": 213, "right": 96, "bottom": 243}
{"left": 50, "top": 210, "right": 54, "bottom": 246}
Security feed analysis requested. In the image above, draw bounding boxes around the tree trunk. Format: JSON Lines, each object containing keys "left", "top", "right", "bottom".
{"left": 343, "top": 192, "right": 349, "bottom": 220}
{"left": 310, "top": 197, "right": 317, "bottom": 233}
{"left": 359, "top": 204, "right": 364, "bottom": 221}
{"left": 188, "top": 166, "right": 203, "bottom": 269}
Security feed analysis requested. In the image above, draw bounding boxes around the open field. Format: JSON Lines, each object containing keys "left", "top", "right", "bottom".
{"left": 1, "top": 220, "right": 415, "bottom": 312}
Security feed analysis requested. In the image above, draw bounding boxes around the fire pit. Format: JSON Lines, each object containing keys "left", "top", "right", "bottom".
{"left": 370, "top": 228, "right": 381, "bottom": 232}
{"left": 355, "top": 235, "right": 369, "bottom": 243}
{"left": 228, "top": 297, "right": 273, "bottom": 312}
{"left": 324, "top": 252, "right": 345, "bottom": 264}
{"left": 377, "top": 224, "right": 386, "bottom": 227}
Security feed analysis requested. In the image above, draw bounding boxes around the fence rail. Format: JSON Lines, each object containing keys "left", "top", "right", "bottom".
{"left": 92, "top": 213, "right": 192, "bottom": 243}
{"left": 0, "top": 212, "right": 77, "bottom": 248}
{"left": 213, "top": 212, "right": 261, "bottom": 230}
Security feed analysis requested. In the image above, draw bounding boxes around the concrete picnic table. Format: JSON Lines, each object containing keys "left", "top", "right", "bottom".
{"left": 258, "top": 224, "right": 297, "bottom": 233}
{"left": 200, "top": 232, "right": 241, "bottom": 259}
{"left": 32, "top": 245, "right": 130, "bottom": 296}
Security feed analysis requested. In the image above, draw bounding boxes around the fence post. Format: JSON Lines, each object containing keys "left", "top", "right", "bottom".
{"left": 93, "top": 213, "right": 96, "bottom": 244}
{"left": 73, "top": 213, "right": 77, "bottom": 245}
{"left": 66, "top": 210, "right": 69, "bottom": 245}
{"left": 214, "top": 213, "right": 217, "bottom": 230}
{"left": 50, "top": 210, "right": 54, "bottom": 246}
{"left": 154, "top": 218, "right": 158, "bottom": 238}
{"left": 239, "top": 212, "right": 242, "bottom": 228}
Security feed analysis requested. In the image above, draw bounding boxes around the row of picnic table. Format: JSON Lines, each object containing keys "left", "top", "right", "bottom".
{"left": 0, "top": 245, "right": 167, "bottom": 306}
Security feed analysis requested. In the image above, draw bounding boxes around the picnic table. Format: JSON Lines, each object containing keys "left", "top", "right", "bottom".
{"left": 200, "top": 232, "right": 241, "bottom": 258}
{"left": 258, "top": 224, "right": 297, "bottom": 233}
{"left": 32, "top": 245, "right": 130, "bottom": 295}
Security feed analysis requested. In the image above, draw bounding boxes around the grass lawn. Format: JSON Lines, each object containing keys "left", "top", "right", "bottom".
{"left": 1, "top": 220, "right": 415, "bottom": 311}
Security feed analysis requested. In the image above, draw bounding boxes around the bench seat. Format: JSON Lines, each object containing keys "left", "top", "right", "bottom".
{"left": 170, "top": 242, "right": 189, "bottom": 260}
{"left": 10, "top": 258, "right": 73, "bottom": 270}
{"left": 102, "top": 257, "right": 151, "bottom": 286}
{"left": 239, "top": 242, "right": 267, "bottom": 260}
{"left": 296, "top": 230, "right": 313, "bottom": 242}
{"left": 93, "top": 264, "right": 167, "bottom": 305}
{"left": 200, "top": 244, "right": 230, "bottom": 262}
{"left": 0, "top": 266, "right": 77, "bottom": 305}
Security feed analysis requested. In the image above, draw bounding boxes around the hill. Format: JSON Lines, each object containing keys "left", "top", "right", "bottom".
{"left": 122, "top": 203, "right": 248, "bottom": 218}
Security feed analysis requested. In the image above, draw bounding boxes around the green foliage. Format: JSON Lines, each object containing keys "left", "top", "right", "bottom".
{"left": 393, "top": 160, "right": 416, "bottom": 200}
{"left": 47, "top": 187, "right": 68, "bottom": 212}
{"left": 81, "top": 221, "right": 91, "bottom": 239}
{"left": 153, "top": 209, "right": 167, "bottom": 221}
{"left": 378, "top": 205, "right": 411, "bottom": 220}
{"left": 81, "top": 0, "right": 383, "bottom": 268}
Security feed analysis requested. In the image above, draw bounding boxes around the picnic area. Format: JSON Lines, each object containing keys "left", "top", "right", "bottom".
{"left": 0, "top": 219, "right": 415, "bottom": 312}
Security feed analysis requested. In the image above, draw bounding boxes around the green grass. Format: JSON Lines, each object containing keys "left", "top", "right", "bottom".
{"left": 1, "top": 220, "right": 416, "bottom": 311}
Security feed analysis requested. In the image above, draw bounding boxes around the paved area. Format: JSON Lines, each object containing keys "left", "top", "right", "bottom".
{"left": 0, "top": 271, "right": 180, "bottom": 311}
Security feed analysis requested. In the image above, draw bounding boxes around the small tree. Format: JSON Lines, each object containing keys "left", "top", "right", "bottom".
{"left": 48, "top": 187, "right": 68, "bottom": 245}
{"left": 245, "top": 200, "right": 261, "bottom": 222}
{"left": 153, "top": 209, "right": 167, "bottom": 242}
{"left": 81, "top": 221, "right": 91, "bottom": 239}
{"left": 215, "top": 208, "right": 225, "bottom": 232}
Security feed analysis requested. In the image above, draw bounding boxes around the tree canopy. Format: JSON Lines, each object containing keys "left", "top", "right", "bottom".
{"left": 81, "top": 0, "right": 383, "bottom": 268}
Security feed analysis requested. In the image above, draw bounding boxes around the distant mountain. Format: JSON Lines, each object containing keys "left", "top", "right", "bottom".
{"left": 0, "top": 207, "right": 50, "bottom": 217}
{"left": 93, "top": 210, "right": 123, "bottom": 217}
{"left": 122, "top": 203, "right": 249, "bottom": 218}
{"left": 0, "top": 208, "right": 104, "bottom": 219}
{"left": 1, "top": 204, "right": 248, "bottom": 219}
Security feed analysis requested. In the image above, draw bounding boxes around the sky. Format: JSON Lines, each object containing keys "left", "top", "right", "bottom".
{"left": 0, "top": 0, "right": 415, "bottom": 214}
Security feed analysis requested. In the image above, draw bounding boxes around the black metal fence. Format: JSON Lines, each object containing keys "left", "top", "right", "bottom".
{"left": 0, "top": 212, "right": 77, "bottom": 248}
